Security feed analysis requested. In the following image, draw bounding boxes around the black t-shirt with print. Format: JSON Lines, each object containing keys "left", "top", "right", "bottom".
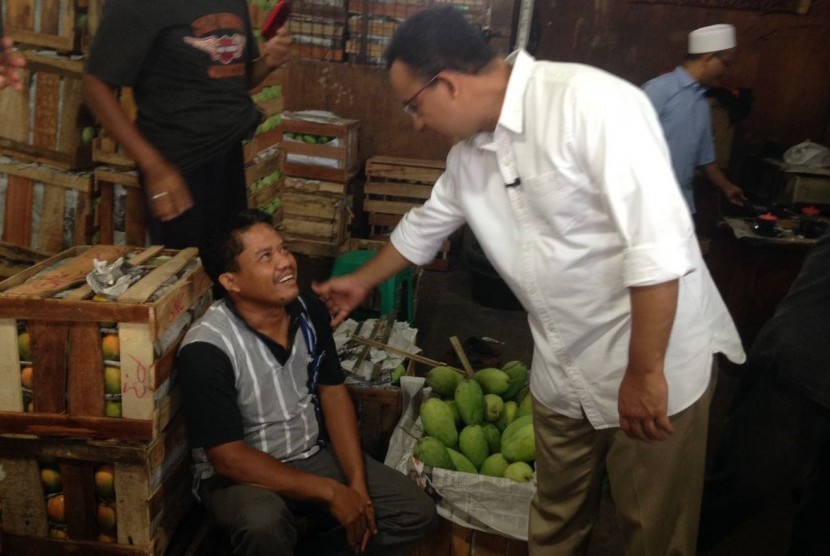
{"left": 86, "top": 0, "right": 261, "bottom": 172}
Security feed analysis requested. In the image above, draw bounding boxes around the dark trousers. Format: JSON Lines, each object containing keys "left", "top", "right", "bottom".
{"left": 198, "top": 445, "right": 438, "bottom": 556}
{"left": 698, "top": 370, "right": 830, "bottom": 554}
{"left": 143, "top": 145, "right": 248, "bottom": 251}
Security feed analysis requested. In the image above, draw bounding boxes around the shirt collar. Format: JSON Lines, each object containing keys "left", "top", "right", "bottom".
{"left": 673, "top": 65, "right": 708, "bottom": 96}
{"left": 470, "top": 49, "right": 535, "bottom": 150}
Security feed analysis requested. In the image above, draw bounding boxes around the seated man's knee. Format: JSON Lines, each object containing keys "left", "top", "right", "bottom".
{"left": 230, "top": 496, "right": 297, "bottom": 555}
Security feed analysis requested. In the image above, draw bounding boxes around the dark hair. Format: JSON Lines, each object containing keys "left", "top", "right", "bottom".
{"left": 200, "top": 209, "right": 274, "bottom": 287}
{"left": 385, "top": 5, "right": 496, "bottom": 80}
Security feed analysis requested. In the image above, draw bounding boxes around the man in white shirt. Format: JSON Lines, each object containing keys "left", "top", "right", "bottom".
{"left": 314, "top": 7, "right": 745, "bottom": 555}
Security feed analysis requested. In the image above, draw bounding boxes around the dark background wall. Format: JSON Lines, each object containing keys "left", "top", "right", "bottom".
{"left": 281, "top": 0, "right": 830, "bottom": 166}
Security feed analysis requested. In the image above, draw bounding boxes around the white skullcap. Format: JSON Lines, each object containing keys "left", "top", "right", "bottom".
{"left": 688, "top": 24, "right": 736, "bottom": 54}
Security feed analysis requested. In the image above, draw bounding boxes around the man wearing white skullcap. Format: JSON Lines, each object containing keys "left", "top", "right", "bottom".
{"left": 643, "top": 24, "right": 746, "bottom": 221}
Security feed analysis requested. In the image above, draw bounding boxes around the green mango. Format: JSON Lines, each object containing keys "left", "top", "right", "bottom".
{"left": 483, "top": 394, "right": 504, "bottom": 422}
{"left": 503, "top": 461, "right": 534, "bottom": 483}
{"left": 447, "top": 448, "right": 478, "bottom": 474}
{"left": 517, "top": 390, "right": 533, "bottom": 417}
{"left": 458, "top": 425, "right": 489, "bottom": 469}
{"left": 481, "top": 422, "right": 501, "bottom": 454}
{"left": 421, "top": 398, "right": 458, "bottom": 448}
{"left": 513, "top": 385, "right": 530, "bottom": 403}
{"left": 472, "top": 367, "right": 510, "bottom": 395}
{"left": 496, "top": 400, "right": 518, "bottom": 431}
{"left": 445, "top": 400, "right": 462, "bottom": 427}
{"left": 501, "top": 360, "right": 528, "bottom": 400}
{"left": 426, "top": 365, "right": 463, "bottom": 397}
{"left": 479, "top": 453, "right": 510, "bottom": 477}
{"left": 501, "top": 415, "right": 535, "bottom": 463}
{"left": 454, "top": 379, "right": 484, "bottom": 426}
{"left": 414, "top": 436, "right": 455, "bottom": 470}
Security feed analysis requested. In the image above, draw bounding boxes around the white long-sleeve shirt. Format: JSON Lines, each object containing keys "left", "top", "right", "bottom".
{"left": 391, "top": 51, "right": 745, "bottom": 429}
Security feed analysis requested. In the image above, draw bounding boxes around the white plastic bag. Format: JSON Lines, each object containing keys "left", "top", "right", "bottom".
{"left": 783, "top": 140, "right": 830, "bottom": 168}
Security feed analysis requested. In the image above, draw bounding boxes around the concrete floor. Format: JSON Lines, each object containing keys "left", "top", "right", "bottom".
{"left": 295, "top": 245, "right": 799, "bottom": 556}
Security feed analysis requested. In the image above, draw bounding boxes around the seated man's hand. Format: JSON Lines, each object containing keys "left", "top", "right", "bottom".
{"left": 328, "top": 483, "right": 377, "bottom": 553}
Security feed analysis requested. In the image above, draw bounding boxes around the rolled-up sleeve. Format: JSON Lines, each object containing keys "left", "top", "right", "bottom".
{"left": 390, "top": 167, "right": 467, "bottom": 266}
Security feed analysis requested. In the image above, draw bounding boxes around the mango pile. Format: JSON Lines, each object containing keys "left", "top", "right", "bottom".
{"left": 416, "top": 361, "right": 535, "bottom": 483}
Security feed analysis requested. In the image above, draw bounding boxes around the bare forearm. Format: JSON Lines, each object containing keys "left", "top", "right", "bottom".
{"left": 81, "top": 74, "right": 166, "bottom": 172}
{"left": 354, "top": 242, "right": 412, "bottom": 291}
{"left": 627, "top": 280, "right": 678, "bottom": 375}
{"left": 208, "top": 441, "right": 338, "bottom": 503}
{"left": 321, "top": 385, "right": 367, "bottom": 488}
{"left": 702, "top": 163, "right": 734, "bottom": 193}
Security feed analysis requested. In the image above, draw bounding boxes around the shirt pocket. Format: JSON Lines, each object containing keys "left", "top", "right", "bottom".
{"left": 520, "top": 169, "right": 590, "bottom": 235}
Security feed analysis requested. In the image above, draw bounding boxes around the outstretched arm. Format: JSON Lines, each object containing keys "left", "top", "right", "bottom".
{"left": 313, "top": 242, "right": 412, "bottom": 326}
{"left": 702, "top": 162, "right": 746, "bottom": 207}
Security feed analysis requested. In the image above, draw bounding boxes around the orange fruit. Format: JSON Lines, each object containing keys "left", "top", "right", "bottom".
{"left": 97, "top": 502, "right": 117, "bottom": 531}
{"left": 49, "top": 527, "right": 68, "bottom": 539}
{"left": 20, "top": 366, "right": 34, "bottom": 390}
{"left": 40, "top": 467, "right": 62, "bottom": 494}
{"left": 94, "top": 466, "right": 115, "bottom": 500}
{"left": 46, "top": 494, "right": 65, "bottom": 523}
{"left": 101, "top": 335, "right": 120, "bottom": 361}
{"left": 98, "top": 532, "right": 117, "bottom": 543}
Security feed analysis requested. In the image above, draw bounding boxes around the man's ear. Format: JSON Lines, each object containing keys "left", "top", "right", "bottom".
{"left": 218, "top": 272, "right": 238, "bottom": 293}
{"left": 439, "top": 71, "right": 459, "bottom": 98}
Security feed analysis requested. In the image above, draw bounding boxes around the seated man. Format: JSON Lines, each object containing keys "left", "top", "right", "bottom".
{"left": 177, "top": 209, "right": 437, "bottom": 555}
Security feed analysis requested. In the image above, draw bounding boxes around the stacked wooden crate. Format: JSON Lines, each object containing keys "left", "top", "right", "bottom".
{"left": 0, "top": 244, "right": 212, "bottom": 554}
{"left": 363, "top": 156, "right": 452, "bottom": 270}
{"left": 247, "top": 0, "right": 348, "bottom": 62}
{"left": 345, "top": 0, "right": 492, "bottom": 65}
{"left": 277, "top": 112, "right": 360, "bottom": 257}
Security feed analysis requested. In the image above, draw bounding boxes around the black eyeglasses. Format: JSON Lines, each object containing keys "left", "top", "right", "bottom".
{"left": 402, "top": 74, "right": 440, "bottom": 117}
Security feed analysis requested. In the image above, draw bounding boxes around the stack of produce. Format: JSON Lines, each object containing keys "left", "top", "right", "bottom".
{"left": 415, "top": 361, "right": 535, "bottom": 483}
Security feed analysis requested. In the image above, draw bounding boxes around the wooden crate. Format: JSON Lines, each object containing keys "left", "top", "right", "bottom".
{"left": 92, "top": 87, "right": 138, "bottom": 169}
{"left": 281, "top": 177, "right": 352, "bottom": 257}
{"left": 245, "top": 146, "right": 286, "bottom": 216}
{"left": 0, "top": 242, "right": 48, "bottom": 282}
{"left": 410, "top": 517, "right": 528, "bottom": 556}
{"left": 93, "top": 166, "right": 147, "bottom": 247}
{"left": 347, "top": 384, "right": 402, "bottom": 462}
{"left": 250, "top": 73, "right": 284, "bottom": 118}
{"left": 0, "top": 418, "right": 193, "bottom": 555}
{"left": 0, "top": 157, "right": 96, "bottom": 253}
{"left": 0, "top": 49, "right": 95, "bottom": 169}
{"left": 4, "top": 0, "right": 91, "bottom": 53}
{"left": 278, "top": 115, "right": 360, "bottom": 182}
{"left": 364, "top": 156, "right": 451, "bottom": 270}
{"left": 0, "top": 245, "right": 212, "bottom": 441}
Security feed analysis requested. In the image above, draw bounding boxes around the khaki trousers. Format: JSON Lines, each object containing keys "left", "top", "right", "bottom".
{"left": 529, "top": 375, "right": 715, "bottom": 556}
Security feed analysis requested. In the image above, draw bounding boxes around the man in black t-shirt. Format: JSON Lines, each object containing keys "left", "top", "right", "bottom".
{"left": 177, "top": 210, "right": 437, "bottom": 556}
{"left": 83, "top": 0, "right": 290, "bottom": 250}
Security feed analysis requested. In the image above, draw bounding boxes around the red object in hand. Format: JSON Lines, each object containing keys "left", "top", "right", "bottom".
{"left": 262, "top": 1, "right": 290, "bottom": 40}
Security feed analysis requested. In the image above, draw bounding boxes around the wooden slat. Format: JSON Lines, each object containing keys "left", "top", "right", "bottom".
{"left": 97, "top": 177, "right": 116, "bottom": 244}
{"left": 68, "top": 322, "right": 106, "bottom": 416}
{"left": 0, "top": 318, "right": 24, "bottom": 411}
{"left": 365, "top": 198, "right": 420, "bottom": 216}
{"left": 0, "top": 68, "right": 31, "bottom": 143}
{"left": 29, "top": 320, "right": 70, "bottom": 413}
{"left": 37, "top": 183, "right": 67, "bottom": 253}
{"left": 365, "top": 181, "right": 434, "bottom": 200}
{"left": 0, "top": 457, "right": 49, "bottom": 537}
{"left": 34, "top": 72, "right": 61, "bottom": 150}
{"left": 282, "top": 218, "right": 338, "bottom": 240}
{"left": 7, "top": 0, "right": 36, "bottom": 31}
{"left": 0, "top": 411, "right": 154, "bottom": 439}
{"left": 125, "top": 187, "right": 148, "bottom": 246}
{"left": 2, "top": 245, "right": 132, "bottom": 298}
{"left": 62, "top": 461, "right": 99, "bottom": 541}
{"left": 117, "top": 247, "right": 198, "bottom": 304}
{"left": 3, "top": 175, "right": 35, "bottom": 248}
{"left": 40, "top": 0, "right": 63, "bottom": 38}
{"left": 118, "top": 322, "right": 155, "bottom": 420}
